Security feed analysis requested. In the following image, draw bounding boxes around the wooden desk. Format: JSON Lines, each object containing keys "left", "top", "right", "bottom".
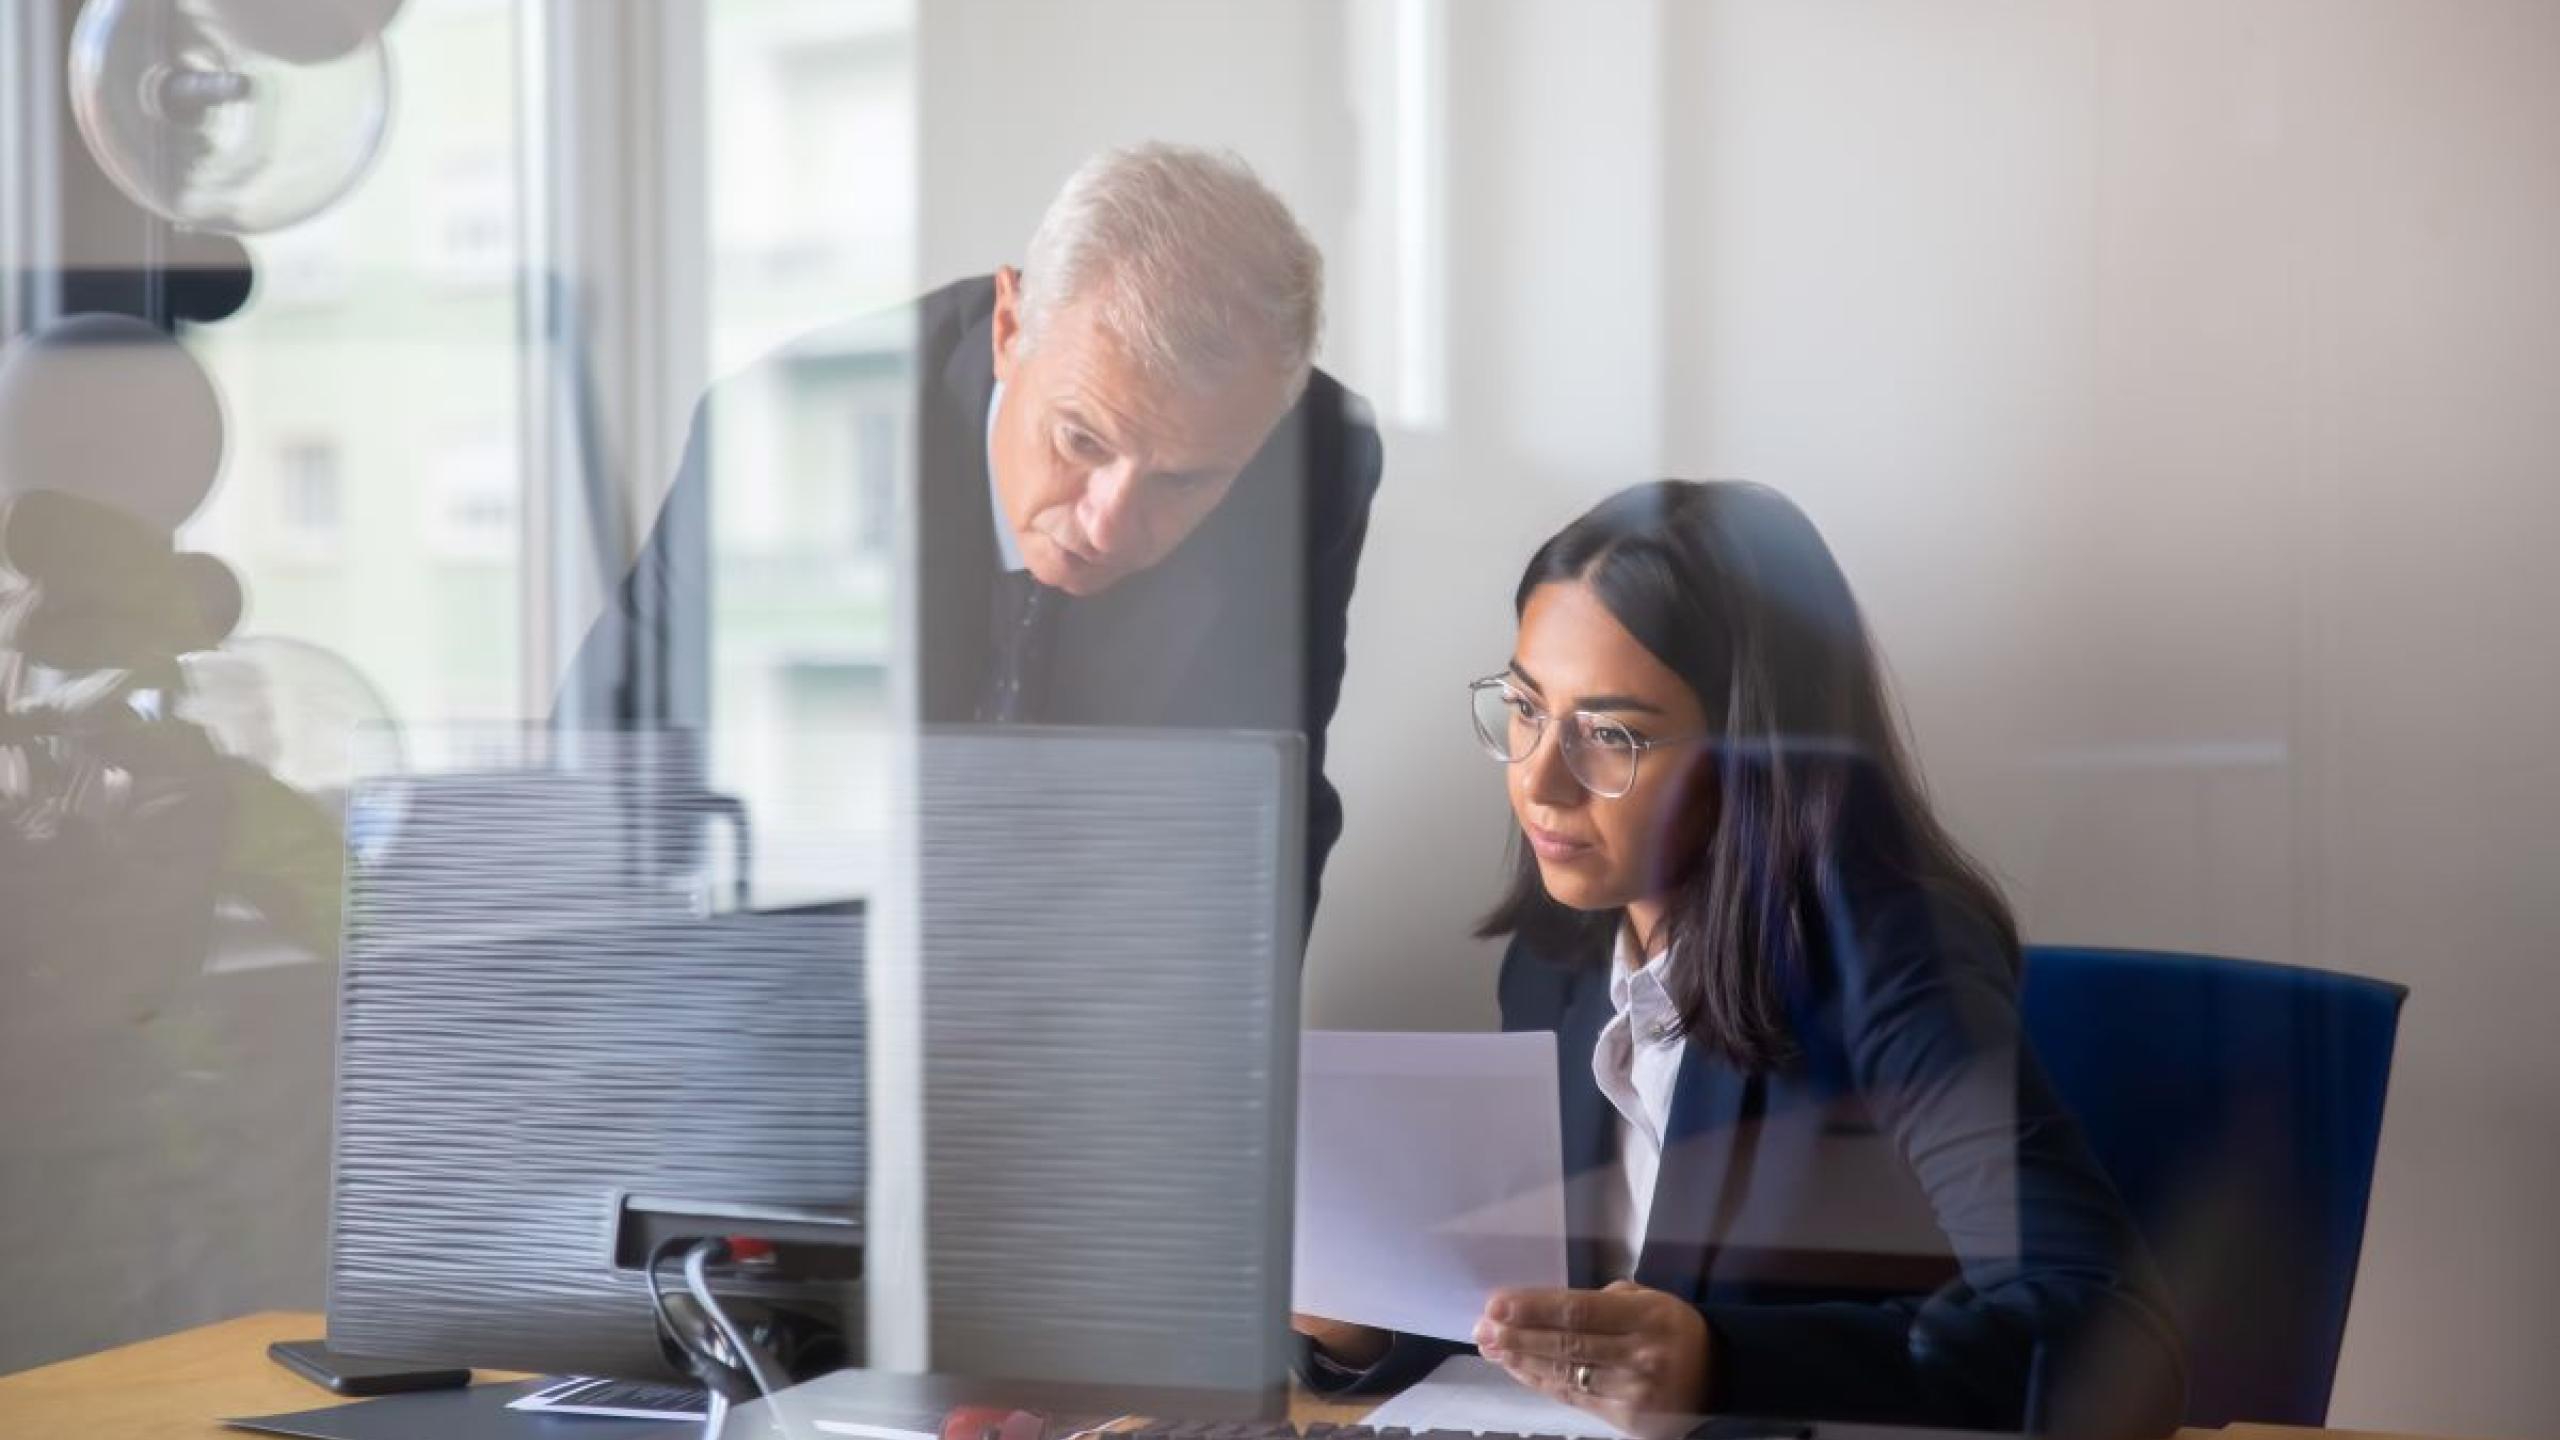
{"left": 0, "top": 1312, "right": 519, "bottom": 1440}
{"left": 0, "top": 1311, "right": 2451, "bottom": 1440}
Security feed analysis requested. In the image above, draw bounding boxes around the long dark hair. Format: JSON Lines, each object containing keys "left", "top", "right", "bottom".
{"left": 1479, "top": 480, "right": 2019, "bottom": 1070}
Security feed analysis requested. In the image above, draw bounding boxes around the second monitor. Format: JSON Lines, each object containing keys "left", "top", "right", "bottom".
{"left": 326, "top": 725, "right": 1304, "bottom": 1411}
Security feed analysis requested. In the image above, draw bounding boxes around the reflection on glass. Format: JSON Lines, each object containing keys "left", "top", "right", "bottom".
{"left": 183, "top": 0, "right": 528, "bottom": 738}
{"left": 702, "top": 0, "right": 917, "bottom": 905}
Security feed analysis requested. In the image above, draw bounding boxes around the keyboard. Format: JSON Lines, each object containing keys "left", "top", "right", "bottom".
{"left": 571, "top": 1379, "right": 1821, "bottom": 1440}
{"left": 1098, "top": 1422, "right": 1811, "bottom": 1440}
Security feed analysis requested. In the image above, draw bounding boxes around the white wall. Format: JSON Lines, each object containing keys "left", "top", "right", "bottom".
{"left": 1304, "top": 0, "right": 1678, "bottom": 1030}
{"left": 914, "top": 0, "right": 1353, "bottom": 295}
{"left": 1633, "top": 6, "right": 2560, "bottom": 1437}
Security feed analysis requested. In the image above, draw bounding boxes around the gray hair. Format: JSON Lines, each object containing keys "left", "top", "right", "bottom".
{"left": 1015, "top": 143, "right": 1324, "bottom": 398}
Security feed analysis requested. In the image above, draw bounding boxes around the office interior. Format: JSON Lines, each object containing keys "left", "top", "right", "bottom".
{"left": 3, "top": 3, "right": 2557, "bottom": 1439}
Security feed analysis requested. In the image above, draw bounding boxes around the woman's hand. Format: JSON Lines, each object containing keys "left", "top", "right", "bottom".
{"left": 1290, "top": 1313, "right": 1391, "bottom": 1370}
{"left": 1473, "top": 1281, "right": 1714, "bottom": 1437}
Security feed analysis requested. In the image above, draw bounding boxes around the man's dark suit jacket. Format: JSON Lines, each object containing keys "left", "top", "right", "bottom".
{"left": 1308, "top": 874, "right": 2190, "bottom": 1436}
{"left": 560, "top": 275, "right": 1382, "bottom": 912}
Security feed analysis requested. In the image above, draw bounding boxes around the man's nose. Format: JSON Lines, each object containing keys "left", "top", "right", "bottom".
{"left": 1074, "top": 462, "right": 1143, "bottom": 556}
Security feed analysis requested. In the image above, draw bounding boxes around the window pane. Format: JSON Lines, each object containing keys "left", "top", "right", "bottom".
{"left": 702, "top": 0, "right": 918, "bottom": 906}
{"left": 182, "top": 0, "right": 530, "bottom": 742}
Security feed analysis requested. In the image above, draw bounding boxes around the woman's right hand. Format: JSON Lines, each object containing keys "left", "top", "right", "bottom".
{"left": 1290, "top": 1313, "right": 1391, "bottom": 1370}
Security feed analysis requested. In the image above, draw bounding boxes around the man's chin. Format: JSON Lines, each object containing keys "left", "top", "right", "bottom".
{"left": 1027, "top": 548, "right": 1125, "bottom": 597}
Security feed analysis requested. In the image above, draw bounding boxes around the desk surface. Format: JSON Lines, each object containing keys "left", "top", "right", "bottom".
{"left": 0, "top": 1311, "right": 2451, "bottom": 1440}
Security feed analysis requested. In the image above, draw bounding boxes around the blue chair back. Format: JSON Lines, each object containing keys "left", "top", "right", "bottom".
{"left": 2019, "top": 946, "right": 2405, "bottom": 1429}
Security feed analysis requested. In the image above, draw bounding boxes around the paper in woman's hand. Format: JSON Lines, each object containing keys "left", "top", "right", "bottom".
{"left": 1292, "top": 1030, "right": 1568, "bottom": 1342}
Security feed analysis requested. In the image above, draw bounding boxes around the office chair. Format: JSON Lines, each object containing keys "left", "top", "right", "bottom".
{"left": 2018, "top": 946, "right": 2406, "bottom": 1429}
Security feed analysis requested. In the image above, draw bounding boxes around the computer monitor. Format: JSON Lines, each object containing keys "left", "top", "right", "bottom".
{"left": 326, "top": 729, "right": 866, "bottom": 1381}
{"left": 897, "top": 726, "right": 1305, "bottom": 1403}
{"left": 325, "top": 725, "right": 1303, "bottom": 1412}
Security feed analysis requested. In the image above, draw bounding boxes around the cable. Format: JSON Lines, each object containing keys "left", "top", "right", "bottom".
{"left": 648, "top": 1235, "right": 834, "bottom": 1440}
{"left": 648, "top": 1234, "right": 758, "bottom": 1405}
{"left": 684, "top": 1237, "right": 790, "bottom": 1403}
{"left": 646, "top": 1235, "right": 696, "bottom": 1372}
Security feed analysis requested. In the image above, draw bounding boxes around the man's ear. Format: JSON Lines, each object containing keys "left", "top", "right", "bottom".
{"left": 991, "top": 265, "right": 1025, "bottom": 383}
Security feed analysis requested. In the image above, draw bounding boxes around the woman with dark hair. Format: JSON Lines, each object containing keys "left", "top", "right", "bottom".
{"left": 1297, "top": 481, "right": 2185, "bottom": 1436}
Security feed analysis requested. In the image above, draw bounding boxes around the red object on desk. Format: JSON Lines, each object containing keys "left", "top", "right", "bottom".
{"left": 942, "top": 1405, "right": 1052, "bottom": 1440}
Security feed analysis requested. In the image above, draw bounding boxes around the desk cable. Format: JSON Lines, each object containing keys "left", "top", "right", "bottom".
{"left": 648, "top": 1235, "right": 803, "bottom": 1440}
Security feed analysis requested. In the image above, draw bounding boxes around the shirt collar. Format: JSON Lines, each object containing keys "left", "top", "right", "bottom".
{"left": 985, "top": 381, "right": 1027, "bottom": 574}
{"left": 1609, "top": 923, "right": 1683, "bottom": 1049}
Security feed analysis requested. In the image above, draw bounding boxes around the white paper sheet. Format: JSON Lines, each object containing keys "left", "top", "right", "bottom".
{"left": 1292, "top": 1029, "right": 1567, "bottom": 1342}
{"left": 505, "top": 1375, "right": 709, "bottom": 1420}
{"left": 1360, "top": 1355, "right": 1629, "bottom": 1439}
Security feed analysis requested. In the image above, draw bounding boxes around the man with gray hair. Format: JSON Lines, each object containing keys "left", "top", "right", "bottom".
{"left": 565, "top": 144, "right": 1382, "bottom": 914}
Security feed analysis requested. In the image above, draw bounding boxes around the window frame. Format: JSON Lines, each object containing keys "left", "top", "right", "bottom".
{"left": 520, "top": 0, "right": 709, "bottom": 729}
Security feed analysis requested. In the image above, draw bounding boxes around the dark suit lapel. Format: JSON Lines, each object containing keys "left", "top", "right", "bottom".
{"left": 1047, "top": 525, "right": 1228, "bottom": 725}
{"left": 915, "top": 303, "right": 1001, "bottom": 721}
{"left": 1553, "top": 968, "right": 1616, "bottom": 1291}
{"left": 1634, "top": 1051, "right": 1757, "bottom": 1303}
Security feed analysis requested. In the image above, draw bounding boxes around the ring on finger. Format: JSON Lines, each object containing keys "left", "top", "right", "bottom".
{"left": 1572, "top": 1360, "right": 1595, "bottom": 1393}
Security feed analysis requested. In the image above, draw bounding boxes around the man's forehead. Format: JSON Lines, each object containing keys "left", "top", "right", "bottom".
{"left": 1042, "top": 303, "right": 1291, "bottom": 471}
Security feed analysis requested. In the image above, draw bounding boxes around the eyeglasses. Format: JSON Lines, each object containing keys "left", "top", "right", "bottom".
{"left": 1468, "top": 674, "right": 1707, "bottom": 800}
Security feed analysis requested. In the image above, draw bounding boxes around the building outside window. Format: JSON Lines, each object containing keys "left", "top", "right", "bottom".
{"left": 273, "top": 438, "right": 343, "bottom": 562}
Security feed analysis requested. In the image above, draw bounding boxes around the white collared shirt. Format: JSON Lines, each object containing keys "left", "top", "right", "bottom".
{"left": 1590, "top": 924, "right": 1685, "bottom": 1280}
{"left": 986, "top": 381, "right": 1027, "bottom": 573}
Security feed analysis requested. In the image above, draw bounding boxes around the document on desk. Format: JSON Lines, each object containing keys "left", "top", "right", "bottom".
{"left": 1362, "top": 1354, "right": 1626, "bottom": 1439}
{"left": 226, "top": 1378, "right": 695, "bottom": 1439}
{"left": 1293, "top": 1029, "right": 1567, "bottom": 1342}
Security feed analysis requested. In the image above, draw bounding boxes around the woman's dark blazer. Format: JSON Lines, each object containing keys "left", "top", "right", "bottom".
{"left": 1305, "top": 876, "right": 2188, "bottom": 1435}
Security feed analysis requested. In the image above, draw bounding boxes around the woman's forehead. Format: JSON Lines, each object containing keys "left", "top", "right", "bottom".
{"left": 1513, "top": 582, "right": 1701, "bottom": 718}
